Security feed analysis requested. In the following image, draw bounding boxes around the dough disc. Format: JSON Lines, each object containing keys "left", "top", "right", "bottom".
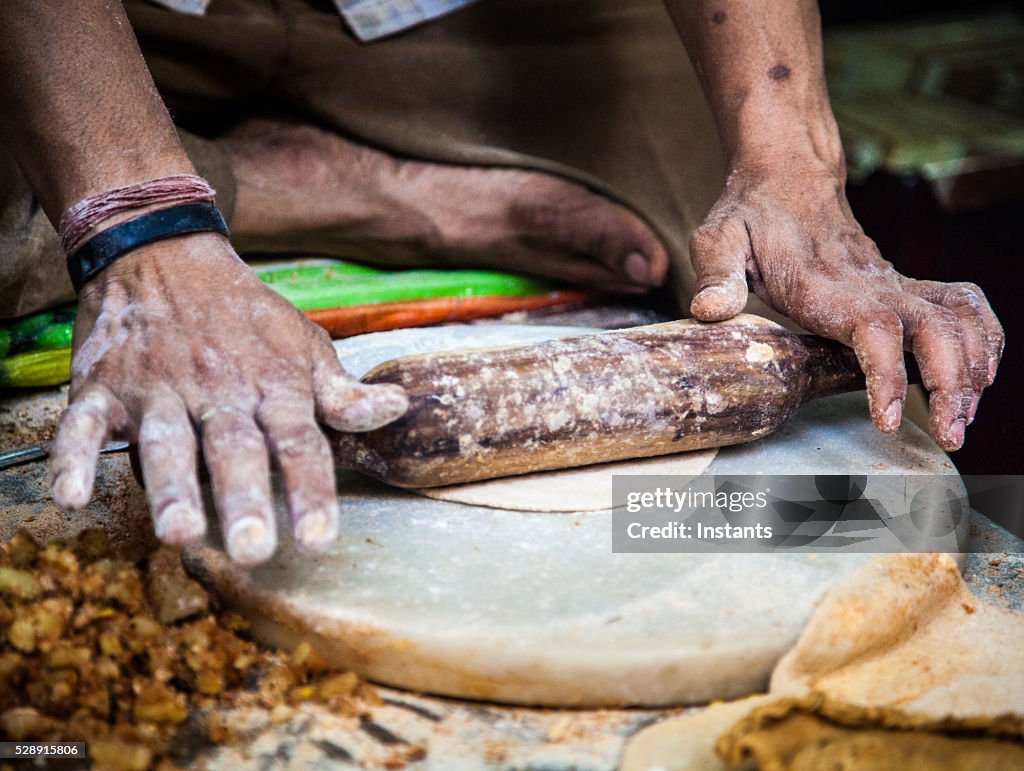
{"left": 415, "top": 449, "right": 716, "bottom": 512}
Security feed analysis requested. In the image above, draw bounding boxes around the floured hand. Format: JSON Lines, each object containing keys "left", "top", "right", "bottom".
{"left": 49, "top": 233, "right": 408, "bottom": 565}
{"left": 663, "top": 0, "right": 1003, "bottom": 453}
{"left": 687, "top": 160, "right": 1003, "bottom": 452}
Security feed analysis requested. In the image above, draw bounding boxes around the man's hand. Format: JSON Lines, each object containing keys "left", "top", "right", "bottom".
{"left": 0, "top": 0, "right": 407, "bottom": 564}
{"left": 49, "top": 234, "right": 408, "bottom": 565}
{"left": 687, "top": 159, "right": 1003, "bottom": 451}
{"left": 664, "top": 0, "right": 1004, "bottom": 450}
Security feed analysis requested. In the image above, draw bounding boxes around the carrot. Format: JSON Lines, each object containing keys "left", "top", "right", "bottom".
{"left": 303, "top": 291, "right": 602, "bottom": 338}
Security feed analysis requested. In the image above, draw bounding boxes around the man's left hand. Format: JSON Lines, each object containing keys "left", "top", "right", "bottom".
{"left": 686, "top": 159, "right": 1003, "bottom": 452}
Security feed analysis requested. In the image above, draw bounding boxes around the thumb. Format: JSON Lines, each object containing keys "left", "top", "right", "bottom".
{"left": 309, "top": 329, "right": 409, "bottom": 432}
{"left": 688, "top": 218, "right": 750, "bottom": 322}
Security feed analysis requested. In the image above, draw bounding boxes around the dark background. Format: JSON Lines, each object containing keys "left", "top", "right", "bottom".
{"left": 821, "top": 1, "right": 1021, "bottom": 475}
{"left": 820, "top": 0, "right": 1020, "bottom": 25}
{"left": 819, "top": 1, "right": 1023, "bottom": 532}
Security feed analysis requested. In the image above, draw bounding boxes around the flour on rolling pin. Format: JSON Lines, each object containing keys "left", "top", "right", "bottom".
{"left": 332, "top": 314, "right": 864, "bottom": 488}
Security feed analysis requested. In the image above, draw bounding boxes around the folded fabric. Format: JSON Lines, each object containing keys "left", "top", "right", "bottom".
{"left": 620, "top": 553, "right": 1024, "bottom": 771}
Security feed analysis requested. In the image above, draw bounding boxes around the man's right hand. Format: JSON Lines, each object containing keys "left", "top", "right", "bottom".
{"left": 50, "top": 233, "right": 408, "bottom": 565}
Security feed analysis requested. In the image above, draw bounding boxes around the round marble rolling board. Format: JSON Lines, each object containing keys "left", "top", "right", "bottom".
{"left": 183, "top": 324, "right": 961, "bottom": 708}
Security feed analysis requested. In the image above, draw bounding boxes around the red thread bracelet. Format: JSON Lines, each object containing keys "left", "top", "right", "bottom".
{"left": 59, "top": 174, "right": 216, "bottom": 257}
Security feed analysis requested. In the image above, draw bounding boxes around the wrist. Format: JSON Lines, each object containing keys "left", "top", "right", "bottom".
{"left": 723, "top": 101, "right": 846, "bottom": 181}
{"left": 78, "top": 231, "right": 241, "bottom": 305}
{"left": 62, "top": 175, "right": 229, "bottom": 292}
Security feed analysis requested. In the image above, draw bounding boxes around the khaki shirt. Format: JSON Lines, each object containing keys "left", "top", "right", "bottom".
{"left": 146, "top": 0, "right": 482, "bottom": 41}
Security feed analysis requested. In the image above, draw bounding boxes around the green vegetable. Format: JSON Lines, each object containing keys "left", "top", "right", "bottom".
{"left": 3, "top": 321, "right": 73, "bottom": 356}
{"left": 0, "top": 305, "right": 77, "bottom": 356}
{"left": 4, "top": 305, "right": 77, "bottom": 333}
{"left": 0, "top": 348, "right": 72, "bottom": 388}
{"left": 29, "top": 323, "right": 74, "bottom": 352}
{"left": 268, "top": 270, "right": 553, "bottom": 311}
{"left": 255, "top": 261, "right": 382, "bottom": 284}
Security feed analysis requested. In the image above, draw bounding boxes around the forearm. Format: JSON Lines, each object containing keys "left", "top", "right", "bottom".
{"left": 664, "top": 0, "right": 843, "bottom": 175}
{"left": 0, "top": 0, "right": 193, "bottom": 223}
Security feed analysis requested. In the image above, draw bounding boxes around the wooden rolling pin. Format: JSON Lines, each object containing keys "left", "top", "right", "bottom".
{"left": 333, "top": 315, "right": 865, "bottom": 488}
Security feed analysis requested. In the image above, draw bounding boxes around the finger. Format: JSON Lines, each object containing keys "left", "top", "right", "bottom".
{"left": 50, "top": 386, "right": 120, "bottom": 509}
{"left": 201, "top": 407, "right": 277, "bottom": 565}
{"left": 688, "top": 218, "right": 750, "bottom": 321}
{"left": 257, "top": 398, "right": 339, "bottom": 555}
{"left": 909, "top": 280, "right": 1004, "bottom": 390}
{"left": 922, "top": 284, "right": 987, "bottom": 425}
{"left": 850, "top": 310, "right": 908, "bottom": 433}
{"left": 898, "top": 299, "right": 971, "bottom": 451}
{"left": 310, "top": 331, "right": 409, "bottom": 432}
{"left": 138, "top": 395, "right": 205, "bottom": 546}
{"left": 906, "top": 281, "right": 987, "bottom": 395}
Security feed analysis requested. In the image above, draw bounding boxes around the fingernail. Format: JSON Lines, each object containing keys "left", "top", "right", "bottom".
{"left": 967, "top": 394, "right": 981, "bottom": 424}
{"left": 226, "top": 516, "right": 276, "bottom": 565}
{"left": 691, "top": 286, "right": 741, "bottom": 322}
{"left": 623, "top": 252, "right": 650, "bottom": 284}
{"left": 882, "top": 400, "right": 903, "bottom": 433}
{"left": 692, "top": 286, "right": 720, "bottom": 309}
{"left": 948, "top": 419, "right": 966, "bottom": 450}
{"left": 295, "top": 507, "right": 339, "bottom": 554}
{"left": 155, "top": 502, "right": 207, "bottom": 545}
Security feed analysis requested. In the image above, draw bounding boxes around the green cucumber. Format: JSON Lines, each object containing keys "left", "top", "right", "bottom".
{"left": 0, "top": 348, "right": 72, "bottom": 388}
{"left": 3, "top": 321, "right": 74, "bottom": 356}
{"left": 4, "top": 305, "right": 77, "bottom": 333}
{"left": 0, "top": 304, "right": 76, "bottom": 357}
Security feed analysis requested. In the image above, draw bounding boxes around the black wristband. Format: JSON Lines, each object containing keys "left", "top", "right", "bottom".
{"left": 66, "top": 202, "right": 230, "bottom": 293}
